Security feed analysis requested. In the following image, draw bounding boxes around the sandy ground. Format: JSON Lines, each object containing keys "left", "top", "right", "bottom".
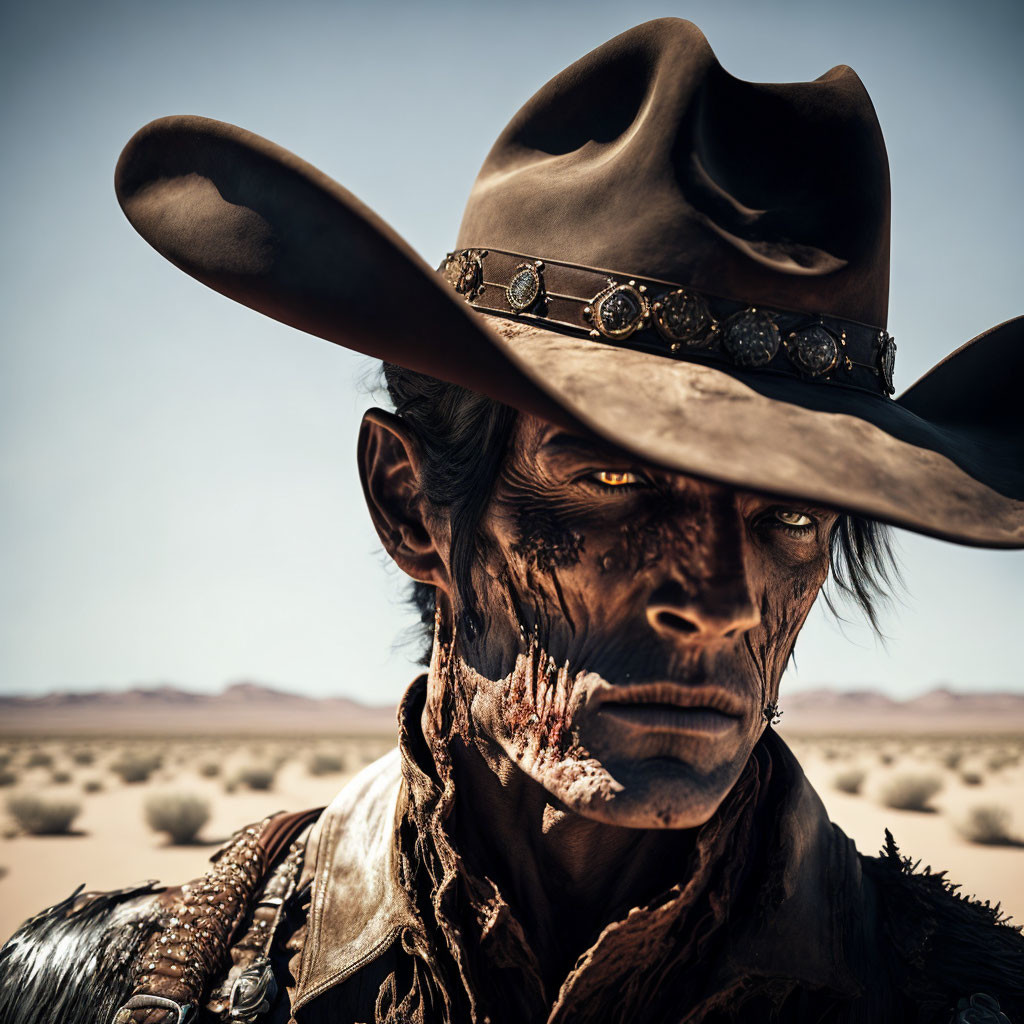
{"left": 1, "top": 733, "right": 1022, "bottom": 944}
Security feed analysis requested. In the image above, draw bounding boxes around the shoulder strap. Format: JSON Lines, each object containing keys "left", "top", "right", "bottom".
{"left": 110, "top": 807, "right": 324, "bottom": 1024}
{"left": 249, "top": 807, "right": 323, "bottom": 869}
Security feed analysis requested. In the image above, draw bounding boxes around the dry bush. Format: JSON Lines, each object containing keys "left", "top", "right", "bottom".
{"left": 25, "top": 751, "right": 54, "bottom": 770}
{"left": 111, "top": 752, "right": 162, "bottom": 784}
{"left": 51, "top": 770, "right": 73, "bottom": 785}
{"left": 879, "top": 774, "right": 944, "bottom": 812}
{"left": 70, "top": 749, "right": 96, "bottom": 766}
{"left": 960, "top": 771, "right": 984, "bottom": 787}
{"left": 308, "top": 752, "right": 346, "bottom": 776}
{"left": 940, "top": 749, "right": 964, "bottom": 772}
{"left": 144, "top": 792, "right": 210, "bottom": 844}
{"left": 878, "top": 752, "right": 896, "bottom": 766}
{"left": 957, "top": 805, "right": 1022, "bottom": 847}
{"left": 833, "top": 769, "right": 867, "bottom": 795}
{"left": 198, "top": 761, "right": 221, "bottom": 778}
{"left": 82, "top": 778, "right": 103, "bottom": 793}
{"left": 7, "top": 794, "right": 81, "bottom": 835}
{"left": 0, "top": 770, "right": 17, "bottom": 788}
{"left": 987, "top": 751, "right": 1020, "bottom": 773}
{"left": 235, "top": 765, "right": 276, "bottom": 791}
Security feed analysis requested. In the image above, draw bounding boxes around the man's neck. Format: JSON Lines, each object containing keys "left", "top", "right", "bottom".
{"left": 422, "top": 707, "right": 698, "bottom": 989}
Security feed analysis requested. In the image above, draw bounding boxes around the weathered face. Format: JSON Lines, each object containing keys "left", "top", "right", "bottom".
{"left": 444, "top": 415, "right": 837, "bottom": 829}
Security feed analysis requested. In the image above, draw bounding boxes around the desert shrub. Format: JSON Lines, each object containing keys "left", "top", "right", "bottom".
{"left": 111, "top": 752, "right": 162, "bottom": 784}
{"left": 25, "top": 751, "right": 54, "bottom": 770}
{"left": 940, "top": 749, "right": 963, "bottom": 771}
{"left": 7, "top": 794, "right": 81, "bottom": 835}
{"left": 880, "top": 774, "right": 944, "bottom": 812}
{"left": 144, "top": 792, "right": 210, "bottom": 844}
{"left": 0, "top": 770, "right": 17, "bottom": 787}
{"left": 198, "top": 761, "right": 221, "bottom": 778}
{"left": 957, "top": 805, "right": 1021, "bottom": 846}
{"left": 82, "top": 778, "right": 103, "bottom": 793}
{"left": 960, "top": 771, "right": 984, "bottom": 787}
{"left": 308, "top": 752, "right": 346, "bottom": 776}
{"left": 878, "top": 752, "right": 895, "bottom": 766}
{"left": 822, "top": 747, "right": 839, "bottom": 761}
{"left": 0, "top": 753, "right": 11, "bottom": 769}
{"left": 51, "top": 770, "right": 73, "bottom": 785}
{"left": 236, "top": 765, "right": 276, "bottom": 791}
{"left": 70, "top": 749, "right": 96, "bottom": 766}
{"left": 833, "top": 769, "right": 867, "bottom": 795}
{"left": 987, "top": 752, "right": 1020, "bottom": 773}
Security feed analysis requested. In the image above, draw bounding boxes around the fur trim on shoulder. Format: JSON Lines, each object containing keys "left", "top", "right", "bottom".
{"left": 0, "top": 882, "right": 166, "bottom": 1024}
{"left": 863, "top": 830, "right": 1024, "bottom": 1023}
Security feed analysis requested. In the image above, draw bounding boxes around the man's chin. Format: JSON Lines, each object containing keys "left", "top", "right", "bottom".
{"left": 516, "top": 747, "right": 740, "bottom": 831}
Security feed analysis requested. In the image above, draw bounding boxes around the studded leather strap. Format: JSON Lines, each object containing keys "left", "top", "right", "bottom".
{"left": 109, "top": 808, "right": 322, "bottom": 1024}
{"left": 441, "top": 248, "right": 897, "bottom": 397}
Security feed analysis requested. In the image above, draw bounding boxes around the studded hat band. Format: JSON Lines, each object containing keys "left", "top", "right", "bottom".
{"left": 440, "top": 248, "right": 897, "bottom": 397}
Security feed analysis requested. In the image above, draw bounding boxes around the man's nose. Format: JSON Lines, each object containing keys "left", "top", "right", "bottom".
{"left": 644, "top": 508, "right": 761, "bottom": 642}
{"left": 646, "top": 577, "right": 761, "bottom": 641}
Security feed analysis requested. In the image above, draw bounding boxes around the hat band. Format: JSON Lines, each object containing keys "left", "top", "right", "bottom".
{"left": 440, "top": 248, "right": 896, "bottom": 398}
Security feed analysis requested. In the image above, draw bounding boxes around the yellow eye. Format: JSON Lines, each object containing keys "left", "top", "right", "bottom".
{"left": 774, "top": 509, "right": 813, "bottom": 527}
{"left": 592, "top": 470, "right": 641, "bottom": 487}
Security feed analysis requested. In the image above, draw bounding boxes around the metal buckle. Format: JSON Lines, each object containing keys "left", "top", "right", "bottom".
{"left": 111, "top": 994, "right": 194, "bottom": 1024}
{"left": 228, "top": 956, "right": 278, "bottom": 1022}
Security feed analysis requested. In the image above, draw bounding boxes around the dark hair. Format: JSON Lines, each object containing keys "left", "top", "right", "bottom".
{"left": 379, "top": 363, "right": 899, "bottom": 664}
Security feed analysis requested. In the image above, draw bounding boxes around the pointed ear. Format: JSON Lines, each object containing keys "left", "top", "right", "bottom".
{"left": 357, "top": 408, "right": 451, "bottom": 594}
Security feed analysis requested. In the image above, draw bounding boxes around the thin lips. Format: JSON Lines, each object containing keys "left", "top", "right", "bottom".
{"left": 599, "top": 683, "right": 745, "bottom": 718}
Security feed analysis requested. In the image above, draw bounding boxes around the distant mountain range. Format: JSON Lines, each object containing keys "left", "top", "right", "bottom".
{"left": 0, "top": 682, "right": 398, "bottom": 735}
{"left": 780, "top": 687, "right": 1024, "bottom": 733}
{"left": 0, "top": 682, "right": 1021, "bottom": 735}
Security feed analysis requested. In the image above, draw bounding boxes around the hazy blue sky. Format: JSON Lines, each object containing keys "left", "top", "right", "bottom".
{"left": 1, "top": 0, "right": 1021, "bottom": 703}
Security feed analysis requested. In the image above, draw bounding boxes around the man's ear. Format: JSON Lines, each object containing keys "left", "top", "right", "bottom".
{"left": 357, "top": 408, "right": 451, "bottom": 594}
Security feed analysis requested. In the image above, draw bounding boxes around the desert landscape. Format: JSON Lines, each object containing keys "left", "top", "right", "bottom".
{"left": 1, "top": 684, "right": 1023, "bottom": 943}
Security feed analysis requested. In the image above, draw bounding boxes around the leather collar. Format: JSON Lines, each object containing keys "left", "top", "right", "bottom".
{"left": 292, "top": 679, "right": 865, "bottom": 1012}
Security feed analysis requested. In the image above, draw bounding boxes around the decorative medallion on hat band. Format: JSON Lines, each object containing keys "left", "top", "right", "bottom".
{"left": 585, "top": 281, "right": 650, "bottom": 338}
{"left": 722, "top": 309, "right": 781, "bottom": 367}
{"left": 653, "top": 288, "right": 715, "bottom": 349}
{"left": 506, "top": 261, "right": 544, "bottom": 311}
{"left": 443, "top": 249, "right": 486, "bottom": 301}
{"left": 440, "top": 248, "right": 897, "bottom": 397}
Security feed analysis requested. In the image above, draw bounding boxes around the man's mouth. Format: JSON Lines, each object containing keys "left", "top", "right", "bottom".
{"left": 596, "top": 683, "right": 745, "bottom": 736}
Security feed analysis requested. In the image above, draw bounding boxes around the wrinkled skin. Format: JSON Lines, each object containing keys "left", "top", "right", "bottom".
{"left": 456, "top": 418, "right": 836, "bottom": 830}
{"left": 358, "top": 407, "right": 837, "bottom": 976}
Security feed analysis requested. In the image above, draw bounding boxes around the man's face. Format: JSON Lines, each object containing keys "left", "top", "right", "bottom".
{"left": 445, "top": 414, "right": 837, "bottom": 829}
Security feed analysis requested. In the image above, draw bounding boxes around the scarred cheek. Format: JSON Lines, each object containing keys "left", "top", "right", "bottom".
{"left": 498, "top": 641, "right": 579, "bottom": 764}
{"left": 595, "top": 522, "right": 666, "bottom": 576}
{"left": 509, "top": 506, "right": 586, "bottom": 572}
{"left": 753, "top": 556, "right": 831, "bottom": 695}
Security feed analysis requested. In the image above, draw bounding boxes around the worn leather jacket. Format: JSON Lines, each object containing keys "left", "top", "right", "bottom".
{"left": 2, "top": 679, "right": 1022, "bottom": 1024}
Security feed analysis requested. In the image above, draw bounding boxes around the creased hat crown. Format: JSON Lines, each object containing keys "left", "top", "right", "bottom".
{"left": 458, "top": 18, "right": 891, "bottom": 327}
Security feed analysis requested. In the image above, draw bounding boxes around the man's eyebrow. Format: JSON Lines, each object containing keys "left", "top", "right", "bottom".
{"left": 540, "top": 431, "right": 636, "bottom": 461}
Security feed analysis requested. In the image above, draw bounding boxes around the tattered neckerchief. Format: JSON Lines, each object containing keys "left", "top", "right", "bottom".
{"left": 374, "top": 681, "right": 794, "bottom": 1024}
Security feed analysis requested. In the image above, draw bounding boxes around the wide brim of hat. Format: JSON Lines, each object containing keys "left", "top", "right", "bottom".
{"left": 115, "top": 115, "right": 1024, "bottom": 548}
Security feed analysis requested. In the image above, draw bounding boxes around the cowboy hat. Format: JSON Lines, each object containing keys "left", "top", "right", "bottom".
{"left": 114, "top": 18, "right": 1023, "bottom": 548}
